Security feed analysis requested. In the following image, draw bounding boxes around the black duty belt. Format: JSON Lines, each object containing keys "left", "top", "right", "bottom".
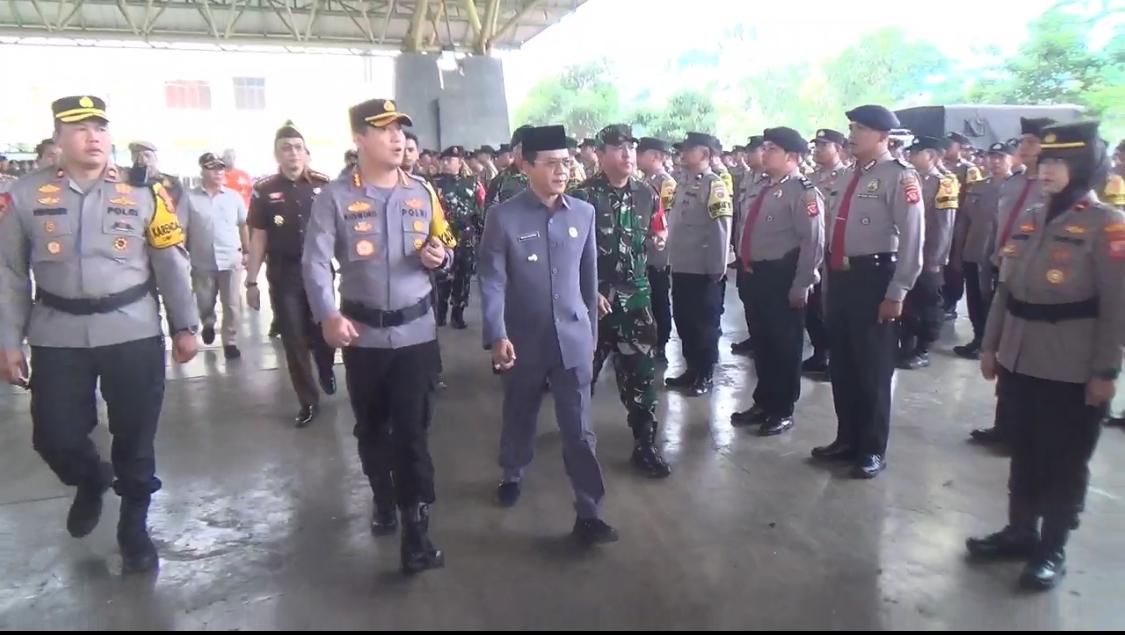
{"left": 1006, "top": 296, "right": 1098, "bottom": 323}
{"left": 827, "top": 252, "right": 897, "bottom": 270}
{"left": 37, "top": 280, "right": 155, "bottom": 315}
{"left": 341, "top": 295, "right": 432, "bottom": 329}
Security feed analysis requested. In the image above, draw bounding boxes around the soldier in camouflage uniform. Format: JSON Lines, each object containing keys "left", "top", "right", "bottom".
{"left": 432, "top": 145, "right": 485, "bottom": 329}
{"left": 485, "top": 126, "right": 532, "bottom": 211}
{"left": 572, "top": 124, "right": 671, "bottom": 479}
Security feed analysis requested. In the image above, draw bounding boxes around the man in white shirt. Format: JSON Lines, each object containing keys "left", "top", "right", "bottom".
{"left": 183, "top": 152, "right": 250, "bottom": 359}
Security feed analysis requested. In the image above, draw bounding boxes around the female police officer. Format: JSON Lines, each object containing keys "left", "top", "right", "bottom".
{"left": 968, "top": 120, "right": 1125, "bottom": 591}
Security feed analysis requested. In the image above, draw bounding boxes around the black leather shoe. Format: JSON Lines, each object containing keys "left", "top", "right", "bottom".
{"left": 731, "top": 405, "right": 769, "bottom": 427}
{"left": 295, "top": 404, "right": 317, "bottom": 428}
{"left": 811, "top": 439, "right": 856, "bottom": 461}
{"left": 400, "top": 503, "right": 444, "bottom": 575}
{"left": 664, "top": 370, "right": 696, "bottom": 389}
{"left": 897, "top": 351, "right": 930, "bottom": 370}
{"left": 496, "top": 481, "right": 521, "bottom": 508}
{"left": 572, "top": 518, "right": 619, "bottom": 546}
{"left": 223, "top": 345, "right": 241, "bottom": 360}
{"left": 1107, "top": 416, "right": 1125, "bottom": 428}
{"left": 268, "top": 321, "right": 281, "bottom": 338}
{"left": 686, "top": 376, "right": 713, "bottom": 397}
{"left": 953, "top": 341, "right": 982, "bottom": 359}
{"left": 970, "top": 425, "right": 1005, "bottom": 444}
{"left": 201, "top": 325, "right": 215, "bottom": 345}
{"left": 759, "top": 415, "right": 794, "bottom": 437}
{"left": 731, "top": 338, "right": 754, "bottom": 356}
{"left": 450, "top": 308, "right": 467, "bottom": 330}
{"left": 371, "top": 504, "right": 398, "bottom": 536}
{"left": 851, "top": 454, "right": 886, "bottom": 479}
{"left": 67, "top": 462, "right": 113, "bottom": 538}
{"left": 801, "top": 354, "right": 829, "bottom": 374}
{"left": 1020, "top": 549, "right": 1066, "bottom": 591}
{"left": 966, "top": 526, "right": 1039, "bottom": 560}
{"left": 319, "top": 367, "right": 337, "bottom": 395}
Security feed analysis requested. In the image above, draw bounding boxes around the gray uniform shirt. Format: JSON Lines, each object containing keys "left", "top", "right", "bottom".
{"left": 302, "top": 170, "right": 447, "bottom": 349}
{"left": 478, "top": 190, "right": 597, "bottom": 373}
{"left": 0, "top": 165, "right": 196, "bottom": 349}
{"left": 961, "top": 176, "right": 1004, "bottom": 264}
{"left": 736, "top": 169, "right": 825, "bottom": 298}
{"left": 992, "top": 169, "right": 1046, "bottom": 266}
{"left": 920, "top": 165, "right": 958, "bottom": 269}
{"left": 667, "top": 169, "right": 732, "bottom": 276}
{"left": 983, "top": 195, "right": 1125, "bottom": 383}
{"left": 823, "top": 151, "right": 925, "bottom": 302}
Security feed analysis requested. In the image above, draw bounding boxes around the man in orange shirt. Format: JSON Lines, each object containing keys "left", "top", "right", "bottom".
{"left": 222, "top": 148, "right": 253, "bottom": 207}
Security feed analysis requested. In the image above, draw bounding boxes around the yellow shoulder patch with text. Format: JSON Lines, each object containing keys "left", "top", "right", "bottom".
{"left": 659, "top": 178, "right": 677, "bottom": 208}
{"left": 146, "top": 182, "right": 184, "bottom": 249}
{"left": 424, "top": 181, "right": 457, "bottom": 249}
{"left": 936, "top": 174, "right": 960, "bottom": 210}
{"left": 707, "top": 179, "right": 733, "bottom": 219}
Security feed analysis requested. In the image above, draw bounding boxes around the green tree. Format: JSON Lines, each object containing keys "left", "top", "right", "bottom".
{"left": 823, "top": 27, "right": 952, "bottom": 108}
{"left": 513, "top": 60, "right": 620, "bottom": 139}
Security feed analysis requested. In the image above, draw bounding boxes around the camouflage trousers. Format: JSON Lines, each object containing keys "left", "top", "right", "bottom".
{"left": 592, "top": 303, "right": 659, "bottom": 431}
{"left": 436, "top": 242, "right": 476, "bottom": 313}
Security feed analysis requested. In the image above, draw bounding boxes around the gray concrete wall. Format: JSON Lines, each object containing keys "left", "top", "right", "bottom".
{"left": 394, "top": 53, "right": 510, "bottom": 152}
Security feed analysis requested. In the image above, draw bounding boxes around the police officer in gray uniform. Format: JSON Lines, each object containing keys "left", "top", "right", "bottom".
{"left": 731, "top": 135, "right": 767, "bottom": 357}
{"left": 804, "top": 128, "right": 849, "bottom": 374}
{"left": 665, "top": 132, "right": 734, "bottom": 397}
{"left": 898, "top": 135, "right": 959, "bottom": 369}
{"left": 638, "top": 137, "right": 677, "bottom": 361}
{"left": 0, "top": 96, "right": 199, "bottom": 574}
{"left": 811, "top": 105, "right": 924, "bottom": 479}
{"left": 729, "top": 127, "right": 824, "bottom": 436}
{"left": 303, "top": 98, "right": 453, "bottom": 575}
{"left": 479, "top": 124, "right": 619, "bottom": 546}
{"left": 954, "top": 141, "right": 1013, "bottom": 359}
{"left": 968, "top": 120, "right": 1125, "bottom": 591}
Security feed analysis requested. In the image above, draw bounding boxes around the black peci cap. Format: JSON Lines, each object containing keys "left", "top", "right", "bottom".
{"left": 523, "top": 125, "right": 569, "bottom": 154}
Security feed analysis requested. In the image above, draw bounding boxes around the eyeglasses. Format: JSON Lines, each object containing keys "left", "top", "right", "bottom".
{"left": 536, "top": 159, "right": 570, "bottom": 173}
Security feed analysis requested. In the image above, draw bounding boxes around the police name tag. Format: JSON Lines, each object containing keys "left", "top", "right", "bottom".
{"left": 518, "top": 231, "right": 540, "bottom": 242}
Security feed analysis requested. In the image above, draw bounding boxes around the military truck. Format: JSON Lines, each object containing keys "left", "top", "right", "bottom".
{"left": 894, "top": 104, "right": 1085, "bottom": 147}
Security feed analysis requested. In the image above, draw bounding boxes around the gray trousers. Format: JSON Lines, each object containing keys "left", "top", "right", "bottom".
{"left": 192, "top": 266, "right": 242, "bottom": 346}
{"left": 499, "top": 359, "right": 606, "bottom": 520}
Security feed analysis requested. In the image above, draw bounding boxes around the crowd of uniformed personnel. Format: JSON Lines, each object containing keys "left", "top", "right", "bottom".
{"left": 1, "top": 93, "right": 1125, "bottom": 594}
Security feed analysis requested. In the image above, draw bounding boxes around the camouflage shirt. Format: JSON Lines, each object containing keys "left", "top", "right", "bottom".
{"left": 484, "top": 165, "right": 528, "bottom": 211}
{"left": 572, "top": 173, "right": 661, "bottom": 309}
{"left": 431, "top": 173, "right": 484, "bottom": 240}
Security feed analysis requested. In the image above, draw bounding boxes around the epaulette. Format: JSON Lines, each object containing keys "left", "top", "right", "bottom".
{"left": 894, "top": 158, "right": 912, "bottom": 169}
{"left": 798, "top": 176, "right": 814, "bottom": 190}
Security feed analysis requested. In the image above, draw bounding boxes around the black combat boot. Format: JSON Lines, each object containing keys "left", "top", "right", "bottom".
{"left": 118, "top": 496, "right": 159, "bottom": 574}
{"left": 400, "top": 503, "right": 444, "bottom": 575}
{"left": 966, "top": 499, "right": 1039, "bottom": 561}
{"left": 450, "top": 308, "right": 467, "bottom": 330}
{"left": 67, "top": 462, "right": 113, "bottom": 538}
{"left": 630, "top": 422, "right": 671, "bottom": 479}
{"left": 664, "top": 368, "right": 696, "bottom": 389}
{"left": 370, "top": 475, "right": 397, "bottom": 536}
{"left": 1020, "top": 516, "right": 1069, "bottom": 591}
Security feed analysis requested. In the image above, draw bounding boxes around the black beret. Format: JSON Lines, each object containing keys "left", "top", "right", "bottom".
{"left": 523, "top": 125, "right": 568, "bottom": 154}
{"left": 565, "top": 136, "right": 579, "bottom": 150}
{"left": 475, "top": 145, "right": 496, "bottom": 156}
{"left": 746, "top": 135, "right": 765, "bottom": 150}
{"left": 845, "top": 105, "right": 900, "bottom": 132}
{"left": 762, "top": 127, "right": 809, "bottom": 155}
{"left": 908, "top": 135, "right": 948, "bottom": 153}
{"left": 597, "top": 124, "right": 638, "bottom": 148}
{"left": 1039, "top": 120, "right": 1100, "bottom": 161}
{"left": 497, "top": 143, "right": 512, "bottom": 154}
{"left": 579, "top": 138, "right": 598, "bottom": 149}
{"left": 52, "top": 95, "right": 108, "bottom": 123}
{"left": 638, "top": 137, "right": 672, "bottom": 154}
{"left": 1020, "top": 117, "right": 1056, "bottom": 139}
{"left": 511, "top": 125, "right": 533, "bottom": 148}
{"left": 947, "top": 132, "right": 972, "bottom": 146}
{"left": 683, "top": 132, "right": 721, "bottom": 153}
{"left": 348, "top": 99, "right": 413, "bottom": 132}
{"left": 440, "top": 145, "right": 465, "bottom": 159}
{"left": 672, "top": 142, "right": 684, "bottom": 152}
{"left": 812, "top": 128, "right": 847, "bottom": 146}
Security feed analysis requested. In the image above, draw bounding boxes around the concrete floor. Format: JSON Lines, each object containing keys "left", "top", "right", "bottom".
{"left": 1, "top": 283, "right": 1124, "bottom": 630}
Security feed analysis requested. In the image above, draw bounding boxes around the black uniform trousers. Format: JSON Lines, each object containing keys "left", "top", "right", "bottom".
{"left": 805, "top": 281, "right": 829, "bottom": 356}
{"left": 900, "top": 269, "right": 944, "bottom": 352}
{"left": 268, "top": 262, "right": 334, "bottom": 408}
{"left": 826, "top": 261, "right": 898, "bottom": 458}
{"left": 30, "top": 336, "right": 165, "bottom": 499}
{"left": 672, "top": 272, "right": 725, "bottom": 379}
{"left": 998, "top": 367, "right": 1103, "bottom": 528}
{"left": 647, "top": 265, "right": 673, "bottom": 349}
{"left": 435, "top": 242, "right": 476, "bottom": 318}
{"left": 343, "top": 339, "right": 440, "bottom": 509}
{"left": 746, "top": 252, "right": 804, "bottom": 417}
{"left": 961, "top": 261, "right": 995, "bottom": 346}
{"left": 943, "top": 264, "right": 964, "bottom": 314}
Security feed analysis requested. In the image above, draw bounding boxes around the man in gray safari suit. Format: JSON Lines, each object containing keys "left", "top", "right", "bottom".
{"left": 478, "top": 124, "right": 619, "bottom": 546}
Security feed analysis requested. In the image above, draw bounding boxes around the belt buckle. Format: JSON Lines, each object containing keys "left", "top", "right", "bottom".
{"left": 841, "top": 256, "right": 850, "bottom": 271}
